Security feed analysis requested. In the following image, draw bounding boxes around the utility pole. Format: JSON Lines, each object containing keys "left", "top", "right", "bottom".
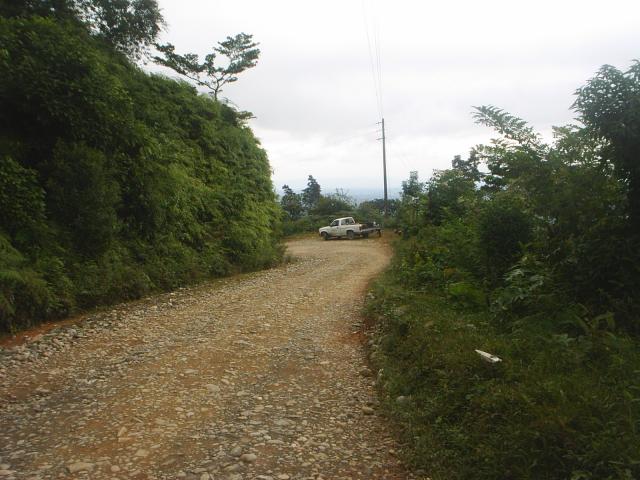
{"left": 379, "top": 117, "right": 388, "bottom": 218}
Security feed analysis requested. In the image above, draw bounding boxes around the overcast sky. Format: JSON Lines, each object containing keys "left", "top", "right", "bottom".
{"left": 152, "top": 0, "right": 640, "bottom": 196}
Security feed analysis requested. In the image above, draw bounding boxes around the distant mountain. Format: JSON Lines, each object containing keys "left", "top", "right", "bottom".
{"left": 276, "top": 186, "right": 401, "bottom": 204}
{"left": 344, "top": 187, "right": 402, "bottom": 203}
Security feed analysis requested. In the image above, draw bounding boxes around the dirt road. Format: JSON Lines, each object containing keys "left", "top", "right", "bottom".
{"left": 0, "top": 236, "right": 418, "bottom": 480}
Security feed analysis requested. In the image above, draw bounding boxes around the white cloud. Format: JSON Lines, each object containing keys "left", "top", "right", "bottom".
{"left": 154, "top": 0, "right": 640, "bottom": 194}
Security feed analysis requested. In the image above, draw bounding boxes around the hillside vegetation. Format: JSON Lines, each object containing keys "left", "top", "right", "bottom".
{"left": 280, "top": 175, "right": 400, "bottom": 235}
{"left": 367, "top": 63, "right": 640, "bottom": 479}
{"left": 0, "top": 2, "right": 282, "bottom": 333}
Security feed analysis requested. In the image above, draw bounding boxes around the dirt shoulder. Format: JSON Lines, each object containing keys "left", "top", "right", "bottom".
{"left": 0, "top": 236, "right": 420, "bottom": 480}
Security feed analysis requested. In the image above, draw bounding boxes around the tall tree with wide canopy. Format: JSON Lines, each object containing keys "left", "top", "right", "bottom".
{"left": 574, "top": 61, "right": 640, "bottom": 231}
{"left": 280, "top": 185, "right": 303, "bottom": 220}
{"left": 0, "top": 0, "right": 164, "bottom": 59}
{"left": 154, "top": 33, "right": 260, "bottom": 100}
{"left": 301, "top": 175, "right": 321, "bottom": 212}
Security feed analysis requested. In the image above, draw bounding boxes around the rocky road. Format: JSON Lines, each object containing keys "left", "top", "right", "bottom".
{"left": 0, "top": 236, "right": 418, "bottom": 480}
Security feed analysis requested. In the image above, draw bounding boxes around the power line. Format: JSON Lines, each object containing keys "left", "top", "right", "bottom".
{"left": 362, "top": 0, "right": 383, "bottom": 118}
{"left": 363, "top": 1, "right": 388, "bottom": 218}
{"left": 327, "top": 129, "right": 380, "bottom": 145}
{"left": 379, "top": 117, "right": 388, "bottom": 216}
{"left": 383, "top": 127, "right": 415, "bottom": 173}
{"left": 268, "top": 128, "right": 381, "bottom": 168}
{"left": 373, "top": 14, "right": 383, "bottom": 115}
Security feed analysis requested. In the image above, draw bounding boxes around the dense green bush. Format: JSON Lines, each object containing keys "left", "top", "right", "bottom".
{"left": 367, "top": 268, "right": 640, "bottom": 480}
{"left": 367, "top": 62, "right": 640, "bottom": 479}
{"left": 281, "top": 214, "right": 348, "bottom": 236}
{"left": 477, "top": 193, "right": 533, "bottom": 287}
{"left": 280, "top": 192, "right": 397, "bottom": 237}
{"left": 0, "top": 13, "right": 282, "bottom": 332}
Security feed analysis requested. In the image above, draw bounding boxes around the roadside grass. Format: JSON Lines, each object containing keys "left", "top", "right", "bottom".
{"left": 365, "top": 268, "right": 640, "bottom": 480}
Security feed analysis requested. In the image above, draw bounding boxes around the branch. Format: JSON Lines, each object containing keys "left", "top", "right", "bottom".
{"left": 153, "top": 33, "right": 260, "bottom": 101}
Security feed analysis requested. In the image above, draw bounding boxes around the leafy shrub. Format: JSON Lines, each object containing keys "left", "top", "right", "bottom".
{"left": 370, "top": 62, "right": 640, "bottom": 479}
{"left": 0, "top": 155, "right": 46, "bottom": 244}
{"left": 0, "top": 15, "right": 283, "bottom": 332}
{"left": 447, "top": 281, "right": 486, "bottom": 309}
{"left": 367, "top": 271, "right": 640, "bottom": 480}
{"left": 0, "top": 235, "right": 56, "bottom": 332}
{"left": 282, "top": 214, "right": 350, "bottom": 236}
{"left": 477, "top": 193, "right": 533, "bottom": 286}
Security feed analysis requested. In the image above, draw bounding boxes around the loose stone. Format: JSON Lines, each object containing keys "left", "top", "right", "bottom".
{"left": 66, "top": 462, "right": 95, "bottom": 474}
{"left": 240, "top": 453, "right": 257, "bottom": 463}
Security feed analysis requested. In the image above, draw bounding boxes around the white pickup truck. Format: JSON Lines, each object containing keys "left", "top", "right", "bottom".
{"left": 318, "top": 217, "right": 382, "bottom": 240}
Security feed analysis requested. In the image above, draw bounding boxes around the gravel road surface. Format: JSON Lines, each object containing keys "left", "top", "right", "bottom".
{"left": 0, "top": 236, "right": 419, "bottom": 480}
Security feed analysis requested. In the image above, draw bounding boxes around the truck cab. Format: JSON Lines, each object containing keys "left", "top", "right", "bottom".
{"left": 325, "top": 217, "right": 356, "bottom": 237}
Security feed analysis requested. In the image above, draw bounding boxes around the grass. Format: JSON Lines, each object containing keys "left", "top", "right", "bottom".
{"left": 365, "top": 269, "right": 640, "bottom": 480}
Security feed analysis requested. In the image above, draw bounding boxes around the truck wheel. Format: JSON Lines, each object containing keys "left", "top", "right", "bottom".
{"left": 378, "top": 230, "right": 382, "bottom": 237}
{"left": 363, "top": 233, "right": 369, "bottom": 239}
{"left": 347, "top": 230, "right": 355, "bottom": 240}
{"left": 321, "top": 232, "right": 329, "bottom": 241}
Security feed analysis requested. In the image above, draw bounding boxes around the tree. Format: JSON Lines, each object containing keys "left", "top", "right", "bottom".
{"left": 312, "top": 190, "right": 355, "bottom": 215}
{"left": 401, "top": 171, "right": 424, "bottom": 200}
{"left": 477, "top": 193, "right": 533, "bottom": 286}
{"left": 574, "top": 62, "right": 640, "bottom": 231}
{"left": 154, "top": 33, "right": 260, "bottom": 100}
{"left": 398, "top": 171, "right": 426, "bottom": 234}
{"left": 358, "top": 198, "right": 399, "bottom": 218}
{"left": 301, "top": 175, "right": 321, "bottom": 211}
{"left": 452, "top": 151, "right": 481, "bottom": 183}
{"left": 79, "top": 0, "right": 164, "bottom": 59}
{"left": 426, "top": 168, "right": 477, "bottom": 225}
{"left": 0, "top": 14, "right": 282, "bottom": 331}
{"left": 280, "top": 184, "right": 303, "bottom": 220}
{"left": 472, "top": 105, "right": 549, "bottom": 193}
{"left": 0, "top": 0, "right": 164, "bottom": 59}
{"left": 331, "top": 188, "right": 356, "bottom": 208}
